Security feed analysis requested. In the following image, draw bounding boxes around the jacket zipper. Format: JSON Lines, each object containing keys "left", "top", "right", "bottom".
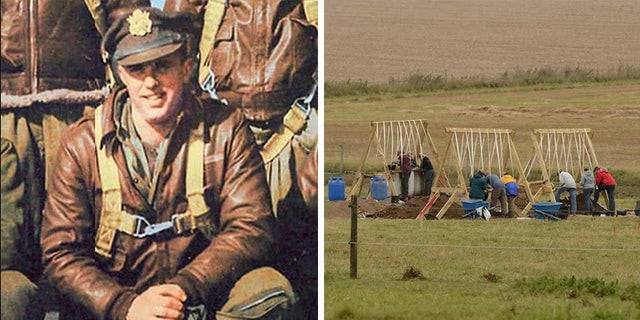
{"left": 28, "top": 0, "right": 38, "bottom": 92}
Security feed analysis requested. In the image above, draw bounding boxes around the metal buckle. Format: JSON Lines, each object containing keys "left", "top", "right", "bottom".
{"left": 292, "top": 96, "right": 312, "bottom": 117}
{"left": 199, "top": 69, "right": 228, "bottom": 105}
{"left": 292, "top": 69, "right": 318, "bottom": 117}
{"left": 132, "top": 215, "right": 175, "bottom": 238}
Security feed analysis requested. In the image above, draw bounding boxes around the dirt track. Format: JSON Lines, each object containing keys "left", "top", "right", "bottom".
{"left": 325, "top": 0, "right": 640, "bottom": 82}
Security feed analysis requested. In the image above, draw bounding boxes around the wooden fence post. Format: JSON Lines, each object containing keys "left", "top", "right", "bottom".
{"left": 349, "top": 195, "right": 358, "bottom": 279}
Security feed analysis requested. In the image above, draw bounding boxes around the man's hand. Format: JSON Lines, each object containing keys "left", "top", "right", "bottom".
{"left": 126, "top": 284, "right": 187, "bottom": 320}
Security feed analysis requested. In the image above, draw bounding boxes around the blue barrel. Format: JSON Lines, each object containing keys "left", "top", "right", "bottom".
{"left": 328, "top": 177, "right": 346, "bottom": 201}
{"left": 371, "top": 177, "right": 388, "bottom": 201}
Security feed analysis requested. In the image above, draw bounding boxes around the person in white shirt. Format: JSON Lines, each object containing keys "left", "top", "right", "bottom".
{"left": 556, "top": 170, "right": 577, "bottom": 215}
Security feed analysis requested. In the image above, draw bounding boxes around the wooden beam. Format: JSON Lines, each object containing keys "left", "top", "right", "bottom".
{"left": 509, "top": 134, "right": 535, "bottom": 216}
{"left": 445, "top": 127, "right": 514, "bottom": 134}
{"left": 533, "top": 128, "right": 591, "bottom": 134}
{"left": 435, "top": 190, "right": 461, "bottom": 220}
{"left": 348, "top": 128, "right": 376, "bottom": 199}
{"left": 530, "top": 131, "right": 555, "bottom": 202}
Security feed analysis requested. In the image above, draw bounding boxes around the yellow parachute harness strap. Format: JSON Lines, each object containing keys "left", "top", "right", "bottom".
{"left": 302, "top": 0, "right": 318, "bottom": 28}
{"left": 198, "top": 0, "right": 227, "bottom": 86}
{"left": 198, "top": 0, "right": 318, "bottom": 96}
{"left": 82, "top": 0, "right": 120, "bottom": 89}
{"left": 93, "top": 105, "right": 209, "bottom": 259}
{"left": 260, "top": 105, "right": 308, "bottom": 164}
{"left": 82, "top": 0, "right": 107, "bottom": 34}
{"left": 260, "top": 67, "right": 317, "bottom": 163}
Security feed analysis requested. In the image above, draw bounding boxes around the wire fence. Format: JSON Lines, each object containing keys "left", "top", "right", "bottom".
{"left": 325, "top": 241, "right": 640, "bottom": 252}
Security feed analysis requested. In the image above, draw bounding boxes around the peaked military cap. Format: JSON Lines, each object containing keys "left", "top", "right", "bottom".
{"left": 101, "top": 7, "right": 192, "bottom": 66}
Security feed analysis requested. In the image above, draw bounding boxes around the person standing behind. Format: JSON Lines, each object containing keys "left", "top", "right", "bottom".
{"left": 421, "top": 154, "right": 435, "bottom": 196}
{"left": 579, "top": 168, "right": 595, "bottom": 213}
{"left": 1, "top": 138, "right": 43, "bottom": 320}
{"left": 40, "top": 9, "right": 294, "bottom": 319}
{"left": 469, "top": 170, "right": 487, "bottom": 201}
{"left": 485, "top": 172, "right": 507, "bottom": 215}
{"left": 501, "top": 172, "right": 518, "bottom": 218}
{"left": 556, "top": 170, "right": 577, "bottom": 215}
{"left": 397, "top": 150, "right": 413, "bottom": 202}
{"left": 594, "top": 167, "right": 617, "bottom": 213}
{"left": 2, "top": 0, "right": 150, "bottom": 288}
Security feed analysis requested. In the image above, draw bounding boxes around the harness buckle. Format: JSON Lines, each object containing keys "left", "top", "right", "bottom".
{"left": 292, "top": 96, "right": 312, "bottom": 118}
{"left": 291, "top": 69, "right": 317, "bottom": 117}
{"left": 132, "top": 215, "right": 175, "bottom": 238}
{"left": 199, "top": 69, "right": 228, "bottom": 105}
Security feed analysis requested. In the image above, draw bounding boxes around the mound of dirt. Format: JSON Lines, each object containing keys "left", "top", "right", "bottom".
{"left": 373, "top": 195, "right": 467, "bottom": 219}
{"left": 324, "top": 194, "right": 467, "bottom": 220}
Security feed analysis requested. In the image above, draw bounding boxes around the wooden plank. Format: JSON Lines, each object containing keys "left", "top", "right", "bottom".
{"left": 530, "top": 131, "right": 555, "bottom": 202}
{"left": 416, "top": 189, "right": 440, "bottom": 220}
{"left": 371, "top": 119, "right": 430, "bottom": 126}
{"left": 432, "top": 134, "right": 453, "bottom": 196}
{"left": 533, "top": 128, "right": 591, "bottom": 134}
{"left": 348, "top": 129, "right": 376, "bottom": 199}
{"left": 534, "top": 209, "right": 560, "bottom": 221}
{"left": 450, "top": 137, "right": 468, "bottom": 198}
{"left": 509, "top": 134, "right": 535, "bottom": 217}
{"left": 435, "top": 191, "right": 460, "bottom": 220}
{"left": 445, "top": 127, "right": 514, "bottom": 134}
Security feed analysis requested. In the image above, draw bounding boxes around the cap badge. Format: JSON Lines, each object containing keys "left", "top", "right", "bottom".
{"left": 127, "top": 9, "right": 152, "bottom": 36}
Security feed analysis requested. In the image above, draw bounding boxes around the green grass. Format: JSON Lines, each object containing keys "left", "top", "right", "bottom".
{"left": 324, "top": 217, "right": 640, "bottom": 319}
{"left": 325, "top": 66, "right": 640, "bottom": 98}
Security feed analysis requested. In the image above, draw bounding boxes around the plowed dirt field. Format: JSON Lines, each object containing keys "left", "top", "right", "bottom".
{"left": 325, "top": 0, "right": 640, "bottom": 82}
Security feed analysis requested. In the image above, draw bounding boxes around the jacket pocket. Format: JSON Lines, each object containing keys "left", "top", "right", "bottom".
{"left": 1, "top": 0, "right": 26, "bottom": 73}
{"left": 209, "top": 7, "right": 237, "bottom": 88}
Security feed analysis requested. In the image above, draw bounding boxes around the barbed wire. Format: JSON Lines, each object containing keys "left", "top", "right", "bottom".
{"left": 325, "top": 241, "right": 640, "bottom": 252}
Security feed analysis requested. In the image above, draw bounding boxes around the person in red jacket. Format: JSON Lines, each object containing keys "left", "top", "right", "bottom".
{"left": 593, "top": 167, "right": 616, "bottom": 213}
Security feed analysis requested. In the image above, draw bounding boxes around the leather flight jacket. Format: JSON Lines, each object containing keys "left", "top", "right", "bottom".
{"left": 165, "top": 0, "right": 318, "bottom": 122}
{"left": 0, "top": 0, "right": 148, "bottom": 94}
{"left": 40, "top": 89, "right": 277, "bottom": 319}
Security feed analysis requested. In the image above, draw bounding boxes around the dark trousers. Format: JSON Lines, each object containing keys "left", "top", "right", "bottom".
{"left": 507, "top": 195, "right": 516, "bottom": 217}
{"left": 401, "top": 170, "right": 411, "bottom": 198}
{"left": 555, "top": 187, "right": 577, "bottom": 214}
{"left": 423, "top": 169, "right": 435, "bottom": 195}
{"left": 583, "top": 188, "right": 594, "bottom": 213}
{"left": 594, "top": 185, "right": 616, "bottom": 213}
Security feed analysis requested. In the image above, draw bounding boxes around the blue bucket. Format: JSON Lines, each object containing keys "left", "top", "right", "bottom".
{"left": 328, "top": 177, "right": 346, "bottom": 201}
{"left": 371, "top": 177, "right": 388, "bottom": 201}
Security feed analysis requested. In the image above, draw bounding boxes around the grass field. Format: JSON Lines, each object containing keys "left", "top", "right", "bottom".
{"left": 324, "top": 217, "right": 640, "bottom": 319}
{"left": 323, "top": 1, "right": 640, "bottom": 318}
{"left": 322, "top": 83, "right": 640, "bottom": 318}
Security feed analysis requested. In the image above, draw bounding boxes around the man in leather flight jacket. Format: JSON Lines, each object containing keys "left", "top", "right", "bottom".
{"left": 40, "top": 8, "right": 294, "bottom": 320}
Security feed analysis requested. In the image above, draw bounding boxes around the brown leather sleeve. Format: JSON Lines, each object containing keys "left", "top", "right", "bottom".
{"left": 297, "top": 145, "right": 318, "bottom": 209}
{"left": 40, "top": 118, "right": 137, "bottom": 319}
